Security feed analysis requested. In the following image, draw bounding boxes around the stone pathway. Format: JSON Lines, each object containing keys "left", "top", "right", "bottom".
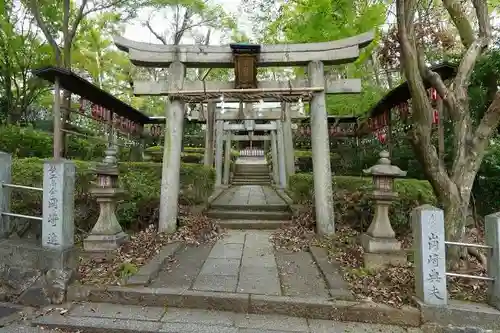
{"left": 212, "top": 185, "right": 287, "bottom": 207}
{"left": 150, "top": 230, "right": 340, "bottom": 299}
{"left": 30, "top": 302, "right": 418, "bottom": 333}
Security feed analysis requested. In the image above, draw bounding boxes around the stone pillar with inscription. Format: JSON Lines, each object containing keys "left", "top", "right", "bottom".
{"left": 485, "top": 212, "right": 500, "bottom": 310}
{"left": 361, "top": 150, "right": 407, "bottom": 269}
{"left": 83, "top": 147, "right": 128, "bottom": 254}
{"left": 42, "top": 159, "right": 77, "bottom": 304}
{"left": 412, "top": 205, "right": 447, "bottom": 306}
{"left": 0, "top": 152, "right": 12, "bottom": 239}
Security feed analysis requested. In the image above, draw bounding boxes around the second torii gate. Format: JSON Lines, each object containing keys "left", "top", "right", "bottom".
{"left": 114, "top": 32, "right": 374, "bottom": 236}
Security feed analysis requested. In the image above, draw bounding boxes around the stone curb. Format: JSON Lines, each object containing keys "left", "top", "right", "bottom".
{"left": 273, "top": 188, "right": 294, "bottom": 207}
{"left": 66, "top": 285, "right": 421, "bottom": 327}
{"left": 33, "top": 315, "right": 161, "bottom": 333}
{"left": 414, "top": 297, "right": 500, "bottom": 330}
{"left": 309, "top": 246, "right": 355, "bottom": 301}
{"left": 206, "top": 187, "right": 227, "bottom": 207}
{"left": 0, "top": 302, "right": 28, "bottom": 327}
{"left": 125, "top": 242, "right": 181, "bottom": 286}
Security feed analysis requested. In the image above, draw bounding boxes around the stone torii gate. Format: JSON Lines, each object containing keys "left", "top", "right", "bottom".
{"left": 114, "top": 32, "right": 374, "bottom": 235}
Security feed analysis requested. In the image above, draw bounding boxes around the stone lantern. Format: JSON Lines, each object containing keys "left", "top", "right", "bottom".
{"left": 361, "top": 150, "right": 407, "bottom": 269}
{"left": 83, "top": 147, "right": 128, "bottom": 255}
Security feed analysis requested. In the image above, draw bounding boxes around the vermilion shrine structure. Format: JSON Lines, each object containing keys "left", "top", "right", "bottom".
{"left": 114, "top": 32, "right": 375, "bottom": 235}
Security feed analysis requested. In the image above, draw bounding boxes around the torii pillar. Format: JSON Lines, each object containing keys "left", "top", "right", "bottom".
{"left": 282, "top": 102, "right": 295, "bottom": 177}
{"left": 159, "top": 61, "right": 186, "bottom": 233}
{"left": 203, "top": 102, "right": 216, "bottom": 167}
{"left": 308, "top": 61, "right": 335, "bottom": 235}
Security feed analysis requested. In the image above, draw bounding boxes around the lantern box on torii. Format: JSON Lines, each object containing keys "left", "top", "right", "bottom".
{"left": 229, "top": 43, "right": 261, "bottom": 89}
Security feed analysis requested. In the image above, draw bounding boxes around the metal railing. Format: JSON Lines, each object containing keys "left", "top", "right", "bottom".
{"left": 0, "top": 182, "right": 43, "bottom": 221}
{"left": 445, "top": 241, "right": 495, "bottom": 281}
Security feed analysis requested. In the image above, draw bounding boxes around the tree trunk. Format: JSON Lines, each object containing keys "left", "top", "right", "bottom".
{"left": 441, "top": 183, "right": 471, "bottom": 267}
{"left": 60, "top": 41, "right": 72, "bottom": 158}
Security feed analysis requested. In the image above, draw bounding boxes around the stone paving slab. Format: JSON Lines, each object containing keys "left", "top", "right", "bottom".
{"left": 275, "top": 250, "right": 330, "bottom": 297}
{"left": 212, "top": 185, "right": 287, "bottom": 207}
{"left": 149, "top": 244, "right": 212, "bottom": 289}
{"left": 70, "top": 302, "right": 165, "bottom": 321}
{"left": 238, "top": 231, "right": 281, "bottom": 296}
{"left": 200, "top": 258, "right": 241, "bottom": 276}
{"left": 233, "top": 313, "right": 308, "bottom": 332}
{"left": 148, "top": 230, "right": 349, "bottom": 299}
{"left": 193, "top": 274, "right": 238, "bottom": 292}
{"left": 30, "top": 302, "right": 423, "bottom": 333}
{"left": 209, "top": 243, "right": 244, "bottom": 259}
{"left": 308, "top": 319, "right": 407, "bottom": 333}
{"left": 0, "top": 325, "right": 80, "bottom": 333}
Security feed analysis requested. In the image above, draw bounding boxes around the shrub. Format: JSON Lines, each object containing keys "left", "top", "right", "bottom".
{"left": 288, "top": 173, "right": 436, "bottom": 235}
{"left": 10, "top": 158, "right": 214, "bottom": 232}
{"left": 0, "top": 125, "right": 105, "bottom": 161}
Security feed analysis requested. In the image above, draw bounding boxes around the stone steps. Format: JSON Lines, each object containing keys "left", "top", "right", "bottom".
{"left": 207, "top": 210, "right": 291, "bottom": 221}
{"left": 30, "top": 301, "right": 418, "bottom": 333}
{"left": 211, "top": 204, "right": 288, "bottom": 212}
{"left": 234, "top": 167, "right": 269, "bottom": 173}
{"left": 53, "top": 288, "right": 421, "bottom": 327}
{"left": 217, "top": 219, "right": 286, "bottom": 229}
{"left": 230, "top": 181, "right": 271, "bottom": 186}
{"left": 232, "top": 173, "right": 271, "bottom": 178}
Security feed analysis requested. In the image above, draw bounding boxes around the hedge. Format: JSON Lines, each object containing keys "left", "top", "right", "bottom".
{"left": 145, "top": 146, "right": 240, "bottom": 164}
{"left": 288, "top": 173, "right": 436, "bottom": 234}
{"left": 10, "top": 158, "right": 215, "bottom": 232}
{"left": 0, "top": 125, "right": 138, "bottom": 161}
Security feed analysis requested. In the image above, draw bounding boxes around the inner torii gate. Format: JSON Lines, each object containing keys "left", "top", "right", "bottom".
{"left": 114, "top": 32, "right": 374, "bottom": 235}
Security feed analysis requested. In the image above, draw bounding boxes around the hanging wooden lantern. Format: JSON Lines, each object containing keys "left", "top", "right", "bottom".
{"left": 329, "top": 125, "right": 335, "bottom": 136}
{"left": 430, "top": 88, "right": 438, "bottom": 100}
{"left": 79, "top": 98, "right": 86, "bottom": 113}
{"left": 229, "top": 43, "right": 261, "bottom": 89}
{"left": 433, "top": 109, "right": 439, "bottom": 124}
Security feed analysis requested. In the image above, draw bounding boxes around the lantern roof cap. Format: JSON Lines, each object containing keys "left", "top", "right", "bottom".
{"left": 230, "top": 43, "right": 261, "bottom": 54}
{"left": 363, "top": 150, "right": 407, "bottom": 177}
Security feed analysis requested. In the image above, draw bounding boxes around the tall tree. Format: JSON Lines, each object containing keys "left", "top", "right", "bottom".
{"left": 25, "top": 0, "right": 145, "bottom": 156}
{"left": 0, "top": 0, "right": 52, "bottom": 124}
{"left": 260, "top": 0, "right": 388, "bottom": 116}
{"left": 396, "top": 0, "right": 500, "bottom": 265}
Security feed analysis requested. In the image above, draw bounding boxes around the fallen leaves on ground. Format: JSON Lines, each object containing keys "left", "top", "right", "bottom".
{"left": 78, "top": 207, "right": 224, "bottom": 286}
{"left": 270, "top": 206, "right": 316, "bottom": 251}
{"left": 271, "top": 206, "right": 489, "bottom": 308}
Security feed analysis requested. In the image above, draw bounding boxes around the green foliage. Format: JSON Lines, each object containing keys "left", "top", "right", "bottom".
{"left": 10, "top": 158, "right": 215, "bottom": 231}
{"left": 183, "top": 135, "right": 205, "bottom": 148}
{"left": 0, "top": 2, "right": 53, "bottom": 123}
{"left": 0, "top": 125, "right": 106, "bottom": 160}
{"left": 288, "top": 173, "right": 436, "bottom": 234}
{"left": 473, "top": 143, "right": 500, "bottom": 216}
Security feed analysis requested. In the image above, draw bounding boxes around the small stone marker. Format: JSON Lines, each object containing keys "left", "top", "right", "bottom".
{"left": 0, "top": 152, "right": 12, "bottom": 239}
{"left": 485, "top": 212, "right": 500, "bottom": 310}
{"left": 42, "top": 159, "right": 75, "bottom": 250}
{"left": 412, "top": 204, "right": 447, "bottom": 306}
